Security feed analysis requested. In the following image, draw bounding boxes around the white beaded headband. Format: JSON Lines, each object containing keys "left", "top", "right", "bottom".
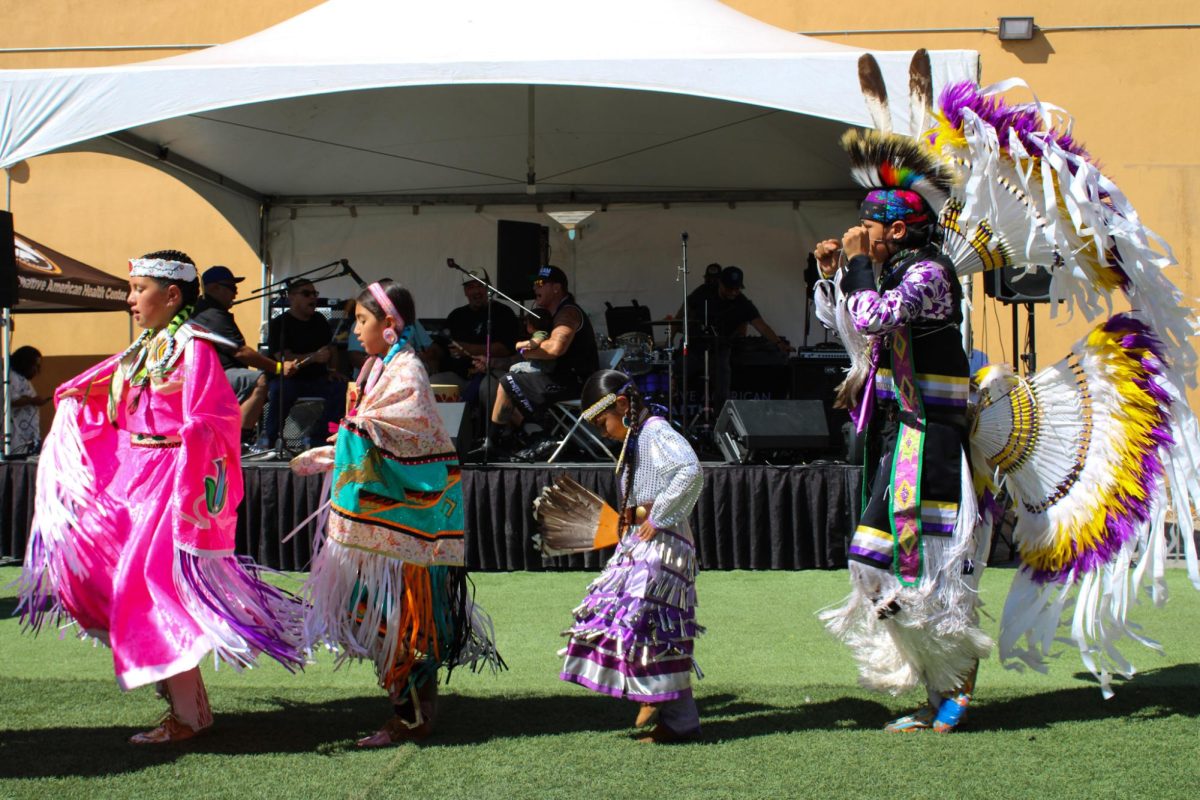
{"left": 580, "top": 379, "right": 637, "bottom": 421}
{"left": 129, "top": 258, "right": 198, "bottom": 283}
{"left": 581, "top": 392, "right": 618, "bottom": 421}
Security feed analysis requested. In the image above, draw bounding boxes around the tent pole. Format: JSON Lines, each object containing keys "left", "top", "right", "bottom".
{"left": 526, "top": 86, "right": 536, "bottom": 191}
{"left": 3, "top": 170, "right": 12, "bottom": 459}
{"left": 259, "top": 201, "right": 271, "bottom": 342}
{"left": 1, "top": 306, "right": 10, "bottom": 460}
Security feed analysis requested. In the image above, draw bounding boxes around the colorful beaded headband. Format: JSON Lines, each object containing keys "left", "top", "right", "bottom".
{"left": 367, "top": 282, "right": 405, "bottom": 331}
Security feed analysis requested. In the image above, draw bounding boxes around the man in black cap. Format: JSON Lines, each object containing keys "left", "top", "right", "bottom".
{"left": 682, "top": 264, "right": 792, "bottom": 413}
{"left": 483, "top": 264, "right": 599, "bottom": 460}
{"left": 673, "top": 262, "right": 723, "bottom": 319}
{"left": 191, "top": 265, "right": 296, "bottom": 439}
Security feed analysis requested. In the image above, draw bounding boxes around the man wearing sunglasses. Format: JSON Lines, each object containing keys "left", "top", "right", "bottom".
{"left": 260, "top": 279, "right": 347, "bottom": 450}
{"left": 192, "top": 265, "right": 297, "bottom": 443}
{"left": 483, "top": 265, "right": 599, "bottom": 461}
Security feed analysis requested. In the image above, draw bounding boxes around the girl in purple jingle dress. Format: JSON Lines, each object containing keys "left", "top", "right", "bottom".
{"left": 19, "top": 250, "right": 304, "bottom": 744}
{"left": 560, "top": 369, "right": 704, "bottom": 743}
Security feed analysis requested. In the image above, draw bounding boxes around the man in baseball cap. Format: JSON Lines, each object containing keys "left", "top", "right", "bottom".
{"left": 681, "top": 262, "right": 792, "bottom": 413}
{"left": 479, "top": 264, "right": 599, "bottom": 461}
{"left": 191, "top": 265, "right": 296, "bottom": 445}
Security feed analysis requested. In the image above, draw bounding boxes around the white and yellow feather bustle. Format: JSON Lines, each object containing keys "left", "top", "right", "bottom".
{"left": 929, "top": 80, "right": 1199, "bottom": 376}
{"left": 971, "top": 314, "right": 1198, "bottom": 697}
{"left": 921, "top": 77, "right": 1200, "bottom": 695}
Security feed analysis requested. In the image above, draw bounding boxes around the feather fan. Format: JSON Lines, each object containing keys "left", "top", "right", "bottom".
{"left": 532, "top": 475, "right": 620, "bottom": 556}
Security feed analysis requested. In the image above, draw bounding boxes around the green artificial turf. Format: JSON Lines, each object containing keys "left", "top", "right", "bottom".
{"left": 1, "top": 565, "right": 1197, "bottom": 799}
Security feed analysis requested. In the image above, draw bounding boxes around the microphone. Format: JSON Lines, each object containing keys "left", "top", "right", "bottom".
{"left": 681, "top": 232, "right": 689, "bottom": 242}
{"left": 341, "top": 259, "right": 367, "bottom": 288}
{"left": 446, "top": 258, "right": 459, "bottom": 270}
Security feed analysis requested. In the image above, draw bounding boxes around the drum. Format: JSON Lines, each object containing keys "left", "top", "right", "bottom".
{"left": 647, "top": 347, "right": 674, "bottom": 367}
{"left": 634, "top": 369, "right": 670, "bottom": 400}
{"left": 616, "top": 332, "right": 654, "bottom": 375}
{"left": 430, "top": 383, "right": 461, "bottom": 403}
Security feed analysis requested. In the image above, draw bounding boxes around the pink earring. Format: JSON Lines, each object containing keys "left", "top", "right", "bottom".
{"left": 383, "top": 328, "right": 399, "bottom": 345}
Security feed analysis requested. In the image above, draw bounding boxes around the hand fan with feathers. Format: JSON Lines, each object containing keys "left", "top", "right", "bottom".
{"left": 532, "top": 475, "right": 621, "bottom": 556}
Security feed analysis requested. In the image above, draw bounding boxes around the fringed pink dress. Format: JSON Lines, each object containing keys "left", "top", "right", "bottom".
{"left": 19, "top": 322, "right": 304, "bottom": 690}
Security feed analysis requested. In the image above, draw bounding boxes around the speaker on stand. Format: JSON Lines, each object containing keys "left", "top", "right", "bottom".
{"left": 0, "top": 210, "right": 18, "bottom": 310}
{"left": 1, "top": 210, "right": 18, "bottom": 460}
{"left": 982, "top": 265, "right": 1052, "bottom": 376}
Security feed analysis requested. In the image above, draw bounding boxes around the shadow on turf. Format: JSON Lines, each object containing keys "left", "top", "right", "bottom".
{"left": 965, "top": 663, "right": 1200, "bottom": 732}
{"left": 0, "top": 595, "right": 22, "bottom": 619}
{"left": 4, "top": 665, "right": 1198, "bottom": 777}
{"left": 0, "top": 690, "right": 890, "bottom": 776}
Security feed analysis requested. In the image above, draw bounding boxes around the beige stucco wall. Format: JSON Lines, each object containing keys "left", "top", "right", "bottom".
{"left": 3, "top": 1, "right": 1198, "bottom": 428}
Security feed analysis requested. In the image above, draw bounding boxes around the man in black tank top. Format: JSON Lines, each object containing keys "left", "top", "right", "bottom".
{"left": 483, "top": 265, "right": 599, "bottom": 459}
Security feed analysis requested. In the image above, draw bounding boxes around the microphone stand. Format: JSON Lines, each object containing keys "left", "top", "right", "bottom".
{"left": 230, "top": 259, "right": 352, "bottom": 307}
{"left": 238, "top": 259, "right": 355, "bottom": 461}
{"left": 446, "top": 259, "right": 533, "bottom": 466}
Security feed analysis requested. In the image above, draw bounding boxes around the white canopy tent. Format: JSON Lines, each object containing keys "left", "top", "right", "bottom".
{"left": 0, "top": 0, "right": 979, "bottom": 364}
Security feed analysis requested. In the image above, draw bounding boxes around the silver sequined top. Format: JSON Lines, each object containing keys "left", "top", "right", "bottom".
{"left": 621, "top": 417, "right": 704, "bottom": 535}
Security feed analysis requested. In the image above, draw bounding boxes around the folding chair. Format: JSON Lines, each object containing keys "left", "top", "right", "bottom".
{"left": 546, "top": 348, "right": 623, "bottom": 463}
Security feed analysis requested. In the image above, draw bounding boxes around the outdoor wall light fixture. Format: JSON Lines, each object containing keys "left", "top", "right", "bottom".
{"left": 997, "top": 16, "right": 1036, "bottom": 41}
{"left": 547, "top": 210, "right": 595, "bottom": 240}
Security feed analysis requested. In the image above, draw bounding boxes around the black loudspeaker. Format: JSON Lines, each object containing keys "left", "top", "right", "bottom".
{"left": 281, "top": 397, "right": 326, "bottom": 453}
{"left": 0, "top": 210, "right": 18, "bottom": 309}
{"left": 497, "top": 220, "right": 549, "bottom": 302}
{"left": 714, "top": 399, "right": 830, "bottom": 464}
{"left": 983, "top": 265, "right": 1052, "bottom": 303}
{"left": 791, "top": 348, "right": 852, "bottom": 454}
{"left": 604, "top": 302, "right": 652, "bottom": 338}
{"left": 436, "top": 402, "right": 473, "bottom": 458}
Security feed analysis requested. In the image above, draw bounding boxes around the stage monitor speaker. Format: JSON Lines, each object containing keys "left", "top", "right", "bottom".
{"left": 983, "top": 264, "right": 1052, "bottom": 303}
{"left": 436, "top": 401, "right": 473, "bottom": 458}
{"left": 497, "top": 220, "right": 549, "bottom": 303}
{"left": 0, "top": 210, "right": 17, "bottom": 309}
{"left": 281, "top": 396, "right": 326, "bottom": 453}
{"left": 714, "top": 399, "right": 830, "bottom": 464}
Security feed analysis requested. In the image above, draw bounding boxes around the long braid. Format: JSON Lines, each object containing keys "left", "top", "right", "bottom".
{"left": 618, "top": 385, "right": 646, "bottom": 532}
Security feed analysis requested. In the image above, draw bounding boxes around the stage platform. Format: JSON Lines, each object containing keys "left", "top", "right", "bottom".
{"left": 0, "top": 459, "right": 860, "bottom": 572}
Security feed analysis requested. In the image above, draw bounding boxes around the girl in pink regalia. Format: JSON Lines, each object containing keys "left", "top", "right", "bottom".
{"left": 19, "top": 249, "right": 304, "bottom": 744}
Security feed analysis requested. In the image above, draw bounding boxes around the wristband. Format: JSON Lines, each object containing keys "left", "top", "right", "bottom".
{"left": 275, "top": 360, "right": 283, "bottom": 375}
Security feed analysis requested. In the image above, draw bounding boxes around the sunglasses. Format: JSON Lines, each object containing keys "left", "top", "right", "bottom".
{"left": 293, "top": 289, "right": 319, "bottom": 298}
{"left": 218, "top": 282, "right": 238, "bottom": 291}
{"left": 532, "top": 279, "right": 546, "bottom": 287}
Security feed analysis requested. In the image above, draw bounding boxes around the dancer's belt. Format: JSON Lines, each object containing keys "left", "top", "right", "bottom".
{"left": 620, "top": 505, "right": 649, "bottom": 525}
{"left": 879, "top": 402, "right": 967, "bottom": 430}
{"left": 130, "top": 432, "right": 183, "bottom": 448}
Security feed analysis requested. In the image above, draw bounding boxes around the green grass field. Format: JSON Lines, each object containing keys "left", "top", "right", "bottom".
{"left": 2, "top": 565, "right": 1197, "bottom": 799}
